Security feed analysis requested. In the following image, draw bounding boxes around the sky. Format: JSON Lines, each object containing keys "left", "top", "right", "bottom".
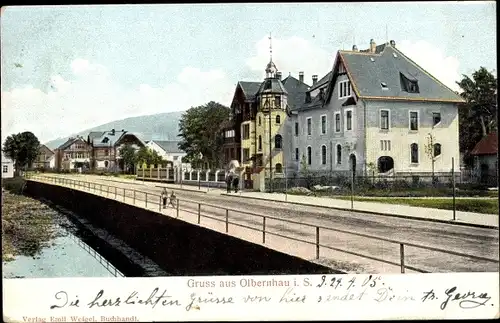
{"left": 1, "top": 2, "right": 497, "bottom": 144}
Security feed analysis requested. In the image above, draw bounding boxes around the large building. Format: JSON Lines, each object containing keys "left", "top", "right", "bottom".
{"left": 33, "top": 144, "right": 55, "bottom": 169}
{"left": 54, "top": 136, "right": 92, "bottom": 171}
{"left": 222, "top": 38, "right": 465, "bottom": 191}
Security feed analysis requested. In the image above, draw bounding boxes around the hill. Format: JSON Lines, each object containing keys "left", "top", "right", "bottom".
{"left": 44, "top": 111, "right": 184, "bottom": 149}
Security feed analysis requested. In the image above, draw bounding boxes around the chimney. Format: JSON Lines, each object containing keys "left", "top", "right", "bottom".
{"left": 312, "top": 75, "right": 318, "bottom": 85}
{"left": 370, "top": 39, "right": 376, "bottom": 53}
{"left": 299, "top": 71, "right": 304, "bottom": 83}
{"left": 276, "top": 71, "right": 282, "bottom": 81}
{"left": 389, "top": 40, "right": 396, "bottom": 47}
{"left": 352, "top": 45, "right": 358, "bottom": 51}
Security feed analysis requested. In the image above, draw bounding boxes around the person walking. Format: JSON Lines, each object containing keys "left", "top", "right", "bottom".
{"left": 232, "top": 170, "right": 240, "bottom": 193}
{"left": 225, "top": 169, "right": 234, "bottom": 193}
{"left": 168, "top": 190, "right": 177, "bottom": 208}
{"left": 161, "top": 188, "right": 168, "bottom": 209}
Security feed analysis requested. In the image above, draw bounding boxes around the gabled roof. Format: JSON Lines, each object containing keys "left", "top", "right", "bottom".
{"left": 57, "top": 136, "right": 87, "bottom": 150}
{"left": 238, "top": 81, "right": 262, "bottom": 101}
{"left": 91, "top": 130, "right": 127, "bottom": 147}
{"left": 282, "top": 75, "right": 310, "bottom": 111}
{"left": 38, "top": 144, "right": 54, "bottom": 155}
{"left": 471, "top": 132, "right": 498, "bottom": 156}
{"left": 324, "top": 43, "right": 465, "bottom": 105}
{"left": 2, "top": 153, "right": 13, "bottom": 163}
{"left": 88, "top": 131, "right": 105, "bottom": 141}
{"left": 151, "top": 140, "right": 185, "bottom": 154}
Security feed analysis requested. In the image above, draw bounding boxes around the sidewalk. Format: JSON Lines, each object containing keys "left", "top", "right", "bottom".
{"left": 221, "top": 191, "right": 499, "bottom": 229}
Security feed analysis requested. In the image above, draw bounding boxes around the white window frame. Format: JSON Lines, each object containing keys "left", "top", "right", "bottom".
{"left": 410, "top": 142, "right": 419, "bottom": 164}
{"left": 344, "top": 108, "right": 354, "bottom": 132}
{"left": 294, "top": 122, "right": 299, "bottom": 136}
{"left": 307, "top": 146, "right": 312, "bottom": 165}
{"left": 379, "top": 109, "right": 391, "bottom": 130}
{"left": 408, "top": 110, "right": 419, "bottom": 131}
{"left": 306, "top": 117, "right": 312, "bottom": 136}
{"left": 338, "top": 80, "right": 351, "bottom": 99}
{"left": 320, "top": 114, "right": 327, "bottom": 135}
{"left": 2, "top": 165, "right": 8, "bottom": 173}
{"left": 334, "top": 112, "right": 341, "bottom": 133}
{"left": 321, "top": 144, "right": 327, "bottom": 165}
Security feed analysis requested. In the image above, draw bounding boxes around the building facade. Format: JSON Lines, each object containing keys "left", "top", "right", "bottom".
{"left": 33, "top": 144, "right": 55, "bottom": 169}
{"left": 54, "top": 136, "right": 92, "bottom": 171}
{"left": 2, "top": 153, "right": 14, "bottom": 178}
{"left": 222, "top": 38, "right": 465, "bottom": 191}
{"left": 145, "top": 140, "right": 187, "bottom": 167}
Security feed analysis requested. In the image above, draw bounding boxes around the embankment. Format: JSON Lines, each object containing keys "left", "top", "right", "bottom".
{"left": 25, "top": 180, "right": 339, "bottom": 276}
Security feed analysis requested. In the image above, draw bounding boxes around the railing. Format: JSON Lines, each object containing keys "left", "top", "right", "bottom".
{"left": 27, "top": 174, "right": 499, "bottom": 274}
{"left": 68, "top": 231, "right": 124, "bottom": 277}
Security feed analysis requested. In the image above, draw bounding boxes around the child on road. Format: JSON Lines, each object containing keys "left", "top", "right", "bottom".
{"left": 169, "top": 190, "right": 177, "bottom": 208}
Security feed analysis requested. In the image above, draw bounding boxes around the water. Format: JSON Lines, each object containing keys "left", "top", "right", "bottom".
{"left": 3, "top": 223, "right": 123, "bottom": 279}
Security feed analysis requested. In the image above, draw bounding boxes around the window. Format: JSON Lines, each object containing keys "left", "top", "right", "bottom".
{"left": 275, "top": 134, "right": 282, "bottom": 149}
{"left": 434, "top": 143, "right": 441, "bottom": 157}
{"left": 321, "top": 115, "right": 327, "bottom": 134}
{"left": 433, "top": 112, "right": 441, "bottom": 126}
{"left": 2, "top": 165, "right": 7, "bottom": 173}
{"left": 104, "top": 161, "right": 109, "bottom": 168}
{"left": 346, "top": 110, "right": 352, "bottom": 131}
{"left": 275, "top": 96, "right": 281, "bottom": 108}
{"left": 336, "top": 145, "right": 342, "bottom": 165}
{"left": 400, "top": 73, "right": 420, "bottom": 93}
{"left": 338, "top": 80, "right": 351, "bottom": 99}
{"left": 306, "top": 117, "right": 312, "bottom": 135}
{"left": 295, "top": 148, "right": 299, "bottom": 161}
{"left": 380, "top": 140, "right": 392, "bottom": 151}
{"left": 276, "top": 115, "right": 281, "bottom": 124}
{"left": 409, "top": 111, "right": 419, "bottom": 131}
{"left": 242, "top": 124, "right": 250, "bottom": 140}
{"left": 380, "top": 110, "right": 389, "bottom": 130}
{"left": 105, "top": 149, "right": 109, "bottom": 156}
{"left": 243, "top": 148, "right": 250, "bottom": 161}
{"left": 335, "top": 113, "right": 341, "bottom": 132}
{"left": 294, "top": 122, "right": 299, "bottom": 136}
{"left": 381, "top": 82, "right": 388, "bottom": 90}
{"left": 307, "top": 146, "right": 312, "bottom": 165}
{"left": 408, "top": 81, "right": 419, "bottom": 93}
{"left": 410, "top": 143, "right": 419, "bottom": 163}
{"left": 258, "top": 136, "right": 262, "bottom": 151}
{"left": 321, "top": 145, "right": 327, "bottom": 165}
{"left": 259, "top": 116, "right": 262, "bottom": 126}
{"left": 173, "top": 156, "right": 179, "bottom": 161}
{"left": 275, "top": 163, "right": 283, "bottom": 173}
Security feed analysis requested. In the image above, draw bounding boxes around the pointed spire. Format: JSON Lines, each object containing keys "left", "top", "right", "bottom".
{"left": 268, "top": 32, "right": 273, "bottom": 62}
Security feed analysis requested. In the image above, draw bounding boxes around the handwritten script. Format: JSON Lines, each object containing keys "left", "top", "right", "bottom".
{"left": 47, "top": 275, "right": 494, "bottom": 312}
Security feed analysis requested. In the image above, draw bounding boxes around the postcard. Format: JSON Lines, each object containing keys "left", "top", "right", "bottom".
{"left": 1, "top": 2, "right": 498, "bottom": 321}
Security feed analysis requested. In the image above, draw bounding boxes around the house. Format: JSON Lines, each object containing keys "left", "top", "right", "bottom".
{"left": 145, "top": 140, "right": 187, "bottom": 167}
{"left": 33, "top": 144, "right": 55, "bottom": 169}
{"left": 222, "top": 38, "right": 465, "bottom": 191}
{"left": 54, "top": 136, "right": 92, "bottom": 171}
{"left": 470, "top": 132, "right": 498, "bottom": 185}
{"left": 2, "top": 153, "right": 14, "bottom": 178}
{"left": 87, "top": 129, "right": 145, "bottom": 171}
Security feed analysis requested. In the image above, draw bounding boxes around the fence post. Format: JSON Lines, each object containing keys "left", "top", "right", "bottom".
{"left": 114, "top": 187, "right": 117, "bottom": 199}
{"left": 159, "top": 196, "right": 161, "bottom": 212}
{"left": 400, "top": 243, "right": 405, "bottom": 273}
{"left": 145, "top": 192, "right": 148, "bottom": 208}
{"left": 176, "top": 199, "right": 179, "bottom": 218}
{"left": 225, "top": 209, "right": 229, "bottom": 233}
{"left": 262, "top": 216, "right": 266, "bottom": 244}
{"left": 133, "top": 190, "right": 136, "bottom": 204}
{"left": 123, "top": 188, "right": 125, "bottom": 202}
{"left": 350, "top": 170, "right": 354, "bottom": 210}
{"left": 316, "top": 226, "right": 320, "bottom": 259}
{"left": 197, "top": 204, "right": 201, "bottom": 224}
{"left": 452, "top": 157, "right": 456, "bottom": 221}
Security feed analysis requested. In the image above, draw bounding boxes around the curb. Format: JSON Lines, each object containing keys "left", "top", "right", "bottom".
{"left": 221, "top": 193, "right": 498, "bottom": 230}
{"left": 154, "top": 184, "right": 210, "bottom": 194}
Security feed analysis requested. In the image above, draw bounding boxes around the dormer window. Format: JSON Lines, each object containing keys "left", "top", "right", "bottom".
{"left": 381, "top": 82, "right": 388, "bottom": 90}
{"left": 400, "top": 72, "right": 420, "bottom": 93}
{"left": 102, "top": 137, "right": 109, "bottom": 143}
{"left": 275, "top": 95, "right": 281, "bottom": 108}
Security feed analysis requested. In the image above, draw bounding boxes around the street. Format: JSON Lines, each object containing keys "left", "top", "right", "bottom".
{"left": 34, "top": 174, "right": 499, "bottom": 273}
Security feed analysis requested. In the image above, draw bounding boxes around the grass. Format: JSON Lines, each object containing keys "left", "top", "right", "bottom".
{"left": 336, "top": 196, "right": 499, "bottom": 214}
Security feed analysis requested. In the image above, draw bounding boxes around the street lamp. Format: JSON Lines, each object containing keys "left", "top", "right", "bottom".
{"left": 198, "top": 152, "right": 203, "bottom": 190}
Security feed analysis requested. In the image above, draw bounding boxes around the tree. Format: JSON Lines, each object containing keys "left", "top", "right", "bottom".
{"left": 456, "top": 67, "right": 497, "bottom": 166}
{"left": 178, "top": 101, "right": 230, "bottom": 169}
{"left": 134, "top": 146, "right": 164, "bottom": 168}
{"left": 119, "top": 144, "right": 137, "bottom": 174}
{"left": 2, "top": 132, "right": 40, "bottom": 175}
{"left": 424, "top": 133, "right": 437, "bottom": 183}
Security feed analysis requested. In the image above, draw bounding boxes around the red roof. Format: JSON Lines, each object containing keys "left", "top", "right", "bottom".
{"left": 471, "top": 132, "right": 498, "bottom": 155}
